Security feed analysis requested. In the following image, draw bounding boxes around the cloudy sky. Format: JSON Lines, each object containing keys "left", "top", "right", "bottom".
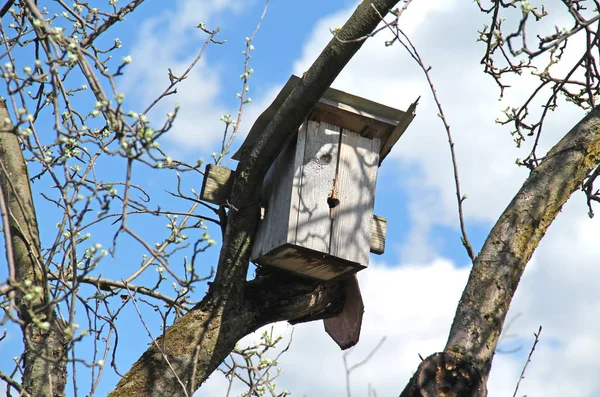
{"left": 149, "top": 1, "right": 595, "bottom": 396}
{"left": 2, "top": 0, "right": 599, "bottom": 396}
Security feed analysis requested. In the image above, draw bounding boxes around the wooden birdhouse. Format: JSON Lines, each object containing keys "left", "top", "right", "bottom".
{"left": 199, "top": 75, "right": 417, "bottom": 349}
{"left": 229, "top": 75, "right": 417, "bottom": 281}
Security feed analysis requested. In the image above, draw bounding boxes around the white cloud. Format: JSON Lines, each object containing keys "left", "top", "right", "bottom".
{"left": 198, "top": 1, "right": 600, "bottom": 396}
{"left": 122, "top": 0, "right": 245, "bottom": 153}
{"left": 201, "top": 260, "right": 470, "bottom": 396}
{"left": 287, "top": 0, "right": 589, "bottom": 263}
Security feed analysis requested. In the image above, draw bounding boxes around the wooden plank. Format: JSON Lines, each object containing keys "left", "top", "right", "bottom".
{"left": 258, "top": 244, "right": 358, "bottom": 281}
{"left": 316, "top": 98, "right": 398, "bottom": 128}
{"left": 233, "top": 75, "right": 416, "bottom": 167}
{"left": 329, "top": 130, "right": 380, "bottom": 266}
{"left": 295, "top": 121, "right": 340, "bottom": 254}
{"left": 324, "top": 274, "right": 364, "bottom": 349}
{"left": 251, "top": 128, "right": 301, "bottom": 260}
{"left": 379, "top": 98, "right": 418, "bottom": 163}
{"left": 309, "top": 104, "right": 387, "bottom": 140}
{"left": 289, "top": 121, "right": 308, "bottom": 248}
{"left": 370, "top": 215, "right": 386, "bottom": 255}
{"left": 200, "top": 164, "right": 235, "bottom": 205}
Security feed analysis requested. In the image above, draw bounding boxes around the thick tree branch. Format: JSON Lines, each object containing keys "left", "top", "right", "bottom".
{"left": 109, "top": 1, "right": 401, "bottom": 395}
{"left": 109, "top": 275, "right": 344, "bottom": 397}
{"left": 446, "top": 107, "right": 600, "bottom": 369}
{"left": 400, "top": 107, "right": 600, "bottom": 396}
{"left": 0, "top": 100, "right": 68, "bottom": 396}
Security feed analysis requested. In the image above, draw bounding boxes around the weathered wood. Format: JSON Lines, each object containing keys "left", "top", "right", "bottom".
{"left": 233, "top": 75, "right": 416, "bottom": 164}
{"left": 251, "top": 124, "right": 305, "bottom": 260}
{"left": 252, "top": 120, "right": 360, "bottom": 280}
{"left": 380, "top": 99, "right": 418, "bottom": 163}
{"left": 200, "top": 164, "right": 235, "bottom": 205}
{"left": 324, "top": 274, "right": 364, "bottom": 349}
{"left": 370, "top": 215, "right": 386, "bottom": 255}
{"left": 295, "top": 121, "right": 340, "bottom": 253}
{"left": 200, "top": 162, "right": 386, "bottom": 255}
{"left": 329, "top": 129, "right": 380, "bottom": 266}
{"left": 256, "top": 244, "right": 357, "bottom": 280}
{"left": 289, "top": 121, "right": 308, "bottom": 247}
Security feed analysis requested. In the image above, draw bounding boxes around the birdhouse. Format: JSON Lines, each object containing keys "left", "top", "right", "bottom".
{"left": 231, "top": 75, "right": 417, "bottom": 281}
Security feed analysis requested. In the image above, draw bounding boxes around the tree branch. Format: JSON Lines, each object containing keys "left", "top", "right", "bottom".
{"left": 0, "top": 99, "right": 68, "bottom": 396}
{"left": 109, "top": 274, "right": 344, "bottom": 397}
{"left": 109, "top": 1, "right": 402, "bottom": 395}
{"left": 400, "top": 106, "right": 600, "bottom": 396}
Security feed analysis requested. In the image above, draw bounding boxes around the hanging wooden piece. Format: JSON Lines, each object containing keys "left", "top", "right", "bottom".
{"left": 324, "top": 274, "right": 364, "bottom": 349}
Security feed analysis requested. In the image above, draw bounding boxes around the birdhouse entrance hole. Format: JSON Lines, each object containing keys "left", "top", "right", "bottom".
{"left": 327, "top": 196, "right": 340, "bottom": 209}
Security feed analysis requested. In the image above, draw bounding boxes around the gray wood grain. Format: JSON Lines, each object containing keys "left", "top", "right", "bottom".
{"left": 329, "top": 129, "right": 380, "bottom": 266}
{"left": 200, "top": 164, "right": 235, "bottom": 205}
{"left": 251, "top": 126, "right": 302, "bottom": 259}
{"left": 295, "top": 121, "right": 340, "bottom": 254}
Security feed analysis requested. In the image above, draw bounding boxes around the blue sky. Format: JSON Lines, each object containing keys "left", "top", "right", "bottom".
{"left": 3, "top": 0, "right": 600, "bottom": 396}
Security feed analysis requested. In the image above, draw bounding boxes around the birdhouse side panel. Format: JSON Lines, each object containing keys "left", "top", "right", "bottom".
{"left": 251, "top": 125, "right": 306, "bottom": 260}
{"left": 294, "top": 121, "right": 340, "bottom": 254}
{"left": 329, "top": 130, "right": 380, "bottom": 266}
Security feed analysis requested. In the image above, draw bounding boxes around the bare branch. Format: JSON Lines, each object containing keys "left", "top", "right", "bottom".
{"left": 512, "top": 326, "right": 542, "bottom": 397}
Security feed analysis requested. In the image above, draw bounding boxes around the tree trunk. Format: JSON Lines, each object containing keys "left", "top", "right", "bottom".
{"left": 0, "top": 99, "right": 68, "bottom": 397}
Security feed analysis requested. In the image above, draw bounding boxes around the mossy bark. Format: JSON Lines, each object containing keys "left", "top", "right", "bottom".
{"left": 400, "top": 106, "right": 600, "bottom": 396}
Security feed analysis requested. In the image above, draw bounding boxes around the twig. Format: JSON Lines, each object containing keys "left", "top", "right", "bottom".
{"left": 125, "top": 285, "right": 190, "bottom": 397}
{"left": 138, "top": 27, "right": 221, "bottom": 118}
{"left": 246, "top": 328, "right": 294, "bottom": 396}
{"left": 0, "top": 0, "right": 14, "bottom": 18}
{"left": 217, "top": 0, "right": 270, "bottom": 165}
{"left": 343, "top": 336, "right": 386, "bottom": 397}
{"left": 512, "top": 326, "right": 542, "bottom": 397}
{"left": 0, "top": 369, "right": 30, "bottom": 396}
{"left": 372, "top": 4, "right": 476, "bottom": 261}
{"left": 48, "top": 272, "right": 193, "bottom": 310}
{"left": 80, "top": 0, "right": 147, "bottom": 48}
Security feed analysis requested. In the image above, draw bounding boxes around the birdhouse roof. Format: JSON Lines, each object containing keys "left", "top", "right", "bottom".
{"left": 232, "top": 75, "right": 417, "bottom": 164}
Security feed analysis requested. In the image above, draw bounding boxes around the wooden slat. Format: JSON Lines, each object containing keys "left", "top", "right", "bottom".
{"left": 379, "top": 98, "right": 418, "bottom": 163}
{"left": 370, "top": 215, "right": 386, "bottom": 255}
{"left": 200, "top": 164, "right": 235, "bottom": 205}
{"left": 232, "top": 75, "right": 416, "bottom": 163}
{"left": 200, "top": 161, "right": 386, "bottom": 255}
{"left": 259, "top": 244, "right": 357, "bottom": 281}
{"left": 324, "top": 274, "right": 364, "bottom": 349}
{"left": 288, "top": 122, "right": 308, "bottom": 248}
{"left": 251, "top": 130, "right": 301, "bottom": 259}
{"left": 309, "top": 104, "right": 387, "bottom": 140}
{"left": 329, "top": 129, "right": 380, "bottom": 266}
{"left": 295, "top": 121, "right": 340, "bottom": 254}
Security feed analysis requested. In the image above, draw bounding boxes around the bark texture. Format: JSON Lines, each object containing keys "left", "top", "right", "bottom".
{"left": 109, "top": 2, "right": 402, "bottom": 395}
{"left": 109, "top": 273, "right": 344, "bottom": 397}
{"left": 400, "top": 107, "right": 600, "bottom": 395}
{"left": 400, "top": 353, "right": 485, "bottom": 397}
{"left": 0, "top": 99, "right": 68, "bottom": 397}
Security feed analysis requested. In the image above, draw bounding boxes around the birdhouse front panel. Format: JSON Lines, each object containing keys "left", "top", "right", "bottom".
{"left": 250, "top": 119, "right": 380, "bottom": 281}
{"left": 329, "top": 127, "right": 380, "bottom": 265}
